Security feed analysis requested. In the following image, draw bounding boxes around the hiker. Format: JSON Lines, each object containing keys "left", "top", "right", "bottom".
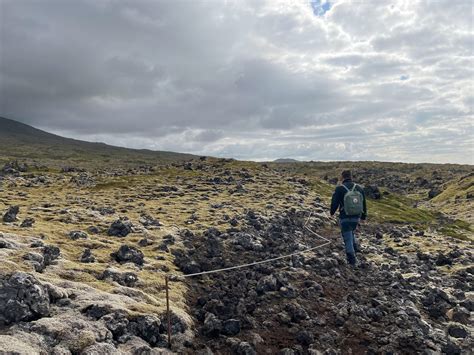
{"left": 330, "top": 170, "right": 367, "bottom": 266}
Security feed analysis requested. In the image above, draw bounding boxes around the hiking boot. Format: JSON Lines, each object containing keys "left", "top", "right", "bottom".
{"left": 346, "top": 252, "right": 356, "bottom": 266}
{"left": 354, "top": 243, "right": 360, "bottom": 253}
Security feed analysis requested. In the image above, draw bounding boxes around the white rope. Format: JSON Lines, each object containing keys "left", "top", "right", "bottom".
{"left": 167, "top": 213, "right": 331, "bottom": 279}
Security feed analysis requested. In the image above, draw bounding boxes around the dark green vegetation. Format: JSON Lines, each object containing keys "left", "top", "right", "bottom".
{"left": 0, "top": 117, "right": 194, "bottom": 169}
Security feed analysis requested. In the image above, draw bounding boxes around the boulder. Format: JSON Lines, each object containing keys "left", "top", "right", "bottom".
{"left": 138, "top": 238, "right": 153, "bottom": 247}
{"left": 87, "top": 226, "right": 100, "bottom": 234}
{"left": 101, "top": 268, "right": 138, "bottom": 287}
{"left": 222, "top": 319, "right": 241, "bottom": 336}
{"left": 0, "top": 272, "right": 51, "bottom": 325}
{"left": 285, "top": 303, "right": 309, "bottom": 323}
{"left": 43, "top": 245, "right": 60, "bottom": 267}
{"left": 446, "top": 307, "right": 470, "bottom": 324}
{"left": 20, "top": 217, "right": 35, "bottom": 228}
{"left": 139, "top": 214, "right": 162, "bottom": 228}
{"left": 0, "top": 239, "right": 14, "bottom": 249}
{"left": 232, "top": 232, "right": 263, "bottom": 251}
{"left": 202, "top": 313, "right": 222, "bottom": 337}
{"left": 2, "top": 161, "right": 27, "bottom": 174}
{"left": 127, "top": 315, "right": 163, "bottom": 346}
{"left": 23, "top": 252, "right": 45, "bottom": 272}
{"left": 182, "top": 261, "right": 201, "bottom": 275}
{"left": 234, "top": 342, "right": 256, "bottom": 355}
{"left": 3, "top": 205, "right": 19, "bottom": 222}
{"left": 296, "top": 330, "right": 314, "bottom": 346}
{"left": 111, "top": 245, "right": 144, "bottom": 266}
{"left": 82, "top": 304, "right": 114, "bottom": 320}
{"left": 363, "top": 185, "right": 382, "bottom": 199}
{"left": 80, "top": 248, "right": 96, "bottom": 263}
{"left": 256, "top": 275, "right": 278, "bottom": 294}
{"left": 159, "top": 311, "right": 188, "bottom": 335}
{"left": 108, "top": 219, "right": 133, "bottom": 237}
{"left": 435, "top": 253, "right": 453, "bottom": 266}
{"left": 422, "top": 288, "right": 452, "bottom": 319}
{"left": 103, "top": 310, "right": 130, "bottom": 339}
{"left": 447, "top": 323, "right": 468, "bottom": 338}
{"left": 68, "top": 230, "right": 88, "bottom": 240}
{"left": 428, "top": 187, "right": 442, "bottom": 199}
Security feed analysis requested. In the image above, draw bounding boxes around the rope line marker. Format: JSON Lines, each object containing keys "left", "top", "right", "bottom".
{"left": 163, "top": 212, "right": 332, "bottom": 348}
{"left": 169, "top": 227, "right": 330, "bottom": 279}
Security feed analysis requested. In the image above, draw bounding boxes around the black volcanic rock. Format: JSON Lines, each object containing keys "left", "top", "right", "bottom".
{"left": 428, "top": 187, "right": 442, "bottom": 199}
{"left": 80, "top": 248, "right": 96, "bottom": 263}
{"left": 0, "top": 272, "right": 51, "bottom": 326}
{"left": 101, "top": 268, "right": 138, "bottom": 287}
{"left": 222, "top": 319, "right": 241, "bottom": 336}
{"left": 68, "top": 230, "right": 88, "bottom": 240}
{"left": 111, "top": 245, "right": 144, "bottom": 266}
{"left": 364, "top": 185, "right": 382, "bottom": 199}
{"left": 3, "top": 206, "right": 19, "bottom": 222}
{"left": 202, "top": 312, "right": 222, "bottom": 337}
{"left": 108, "top": 219, "right": 133, "bottom": 237}
{"left": 447, "top": 323, "right": 468, "bottom": 338}
{"left": 20, "top": 217, "right": 35, "bottom": 228}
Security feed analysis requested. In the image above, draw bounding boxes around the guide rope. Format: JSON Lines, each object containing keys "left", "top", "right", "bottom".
{"left": 163, "top": 212, "right": 332, "bottom": 348}
{"left": 167, "top": 212, "right": 331, "bottom": 279}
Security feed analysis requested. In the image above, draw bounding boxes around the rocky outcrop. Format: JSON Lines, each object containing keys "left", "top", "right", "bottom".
{"left": 68, "top": 230, "right": 88, "bottom": 240}
{"left": 3, "top": 205, "right": 19, "bottom": 222}
{"left": 23, "top": 245, "right": 61, "bottom": 272}
{"left": 111, "top": 245, "right": 144, "bottom": 266}
{"left": 81, "top": 248, "right": 96, "bottom": 263}
{"left": 0, "top": 272, "right": 52, "bottom": 325}
{"left": 363, "top": 185, "right": 382, "bottom": 199}
{"left": 108, "top": 219, "right": 133, "bottom": 237}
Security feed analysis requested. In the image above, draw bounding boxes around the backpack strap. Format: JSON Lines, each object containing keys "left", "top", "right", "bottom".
{"left": 342, "top": 184, "right": 350, "bottom": 193}
{"left": 351, "top": 183, "right": 358, "bottom": 192}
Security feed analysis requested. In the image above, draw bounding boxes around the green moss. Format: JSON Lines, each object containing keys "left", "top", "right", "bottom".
{"left": 439, "top": 219, "right": 473, "bottom": 241}
{"left": 308, "top": 180, "right": 334, "bottom": 196}
{"left": 432, "top": 175, "right": 474, "bottom": 203}
{"left": 367, "top": 194, "right": 436, "bottom": 224}
{"left": 92, "top": 179, "right": 130, "bottom": 190}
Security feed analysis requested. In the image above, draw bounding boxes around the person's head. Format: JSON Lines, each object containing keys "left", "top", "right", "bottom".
{"left": 341, "top": 170, "right": 352, "bottom": 181}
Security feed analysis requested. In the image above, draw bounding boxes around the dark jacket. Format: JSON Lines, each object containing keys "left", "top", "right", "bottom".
{"left": 330, "top": 179, "right": 367, "bottom": 220}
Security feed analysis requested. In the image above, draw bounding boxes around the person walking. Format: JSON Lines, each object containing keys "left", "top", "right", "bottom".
{"left": 330, "top": 170, "right": 367, "bottom": 266}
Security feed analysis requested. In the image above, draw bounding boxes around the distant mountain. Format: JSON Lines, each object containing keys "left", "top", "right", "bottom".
{"left": 0, "top": 117, "right": 195, "bottom": 168}
{"left": 273, "top": 158, "right": 300, "bottom": 163}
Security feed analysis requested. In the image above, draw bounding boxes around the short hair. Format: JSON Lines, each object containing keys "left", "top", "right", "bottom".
{"left": 341, "top": 170, "right": 352, "bottom": 179}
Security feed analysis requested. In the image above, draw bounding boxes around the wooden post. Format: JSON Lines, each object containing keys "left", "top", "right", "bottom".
{"left": 165, "top": 275, "right": 172, "bottom": 348}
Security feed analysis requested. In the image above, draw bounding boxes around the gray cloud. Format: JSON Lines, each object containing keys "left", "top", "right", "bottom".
{"left": 0, "top": 0, "right": 472, "bottom": 164}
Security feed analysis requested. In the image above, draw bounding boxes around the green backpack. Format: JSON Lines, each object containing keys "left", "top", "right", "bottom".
{"left": 342, "top": 184, "right": 364, "bottom": 216}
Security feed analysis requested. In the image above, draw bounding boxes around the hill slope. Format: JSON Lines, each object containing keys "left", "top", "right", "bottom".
{"left": 0, "top": 117, "right": 195, "bottom": 168}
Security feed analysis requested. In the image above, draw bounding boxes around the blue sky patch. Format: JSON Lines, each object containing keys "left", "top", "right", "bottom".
{"left": 310, "top": 0, "right": 331, "bottom": 17}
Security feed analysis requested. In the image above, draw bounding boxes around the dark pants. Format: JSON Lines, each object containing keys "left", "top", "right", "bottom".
{"left": 340, "top": 218, "right": 360, "bottom": 265}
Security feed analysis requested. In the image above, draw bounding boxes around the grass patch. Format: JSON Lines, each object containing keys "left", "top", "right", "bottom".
{"left": 367, "top": 193, "right": 436, "bottom": 224}
{"left": 432, "top": 174, "right": 474, "bottom": 203}
{"left": 439, "top": 220, "right": 472, "bottom": 241}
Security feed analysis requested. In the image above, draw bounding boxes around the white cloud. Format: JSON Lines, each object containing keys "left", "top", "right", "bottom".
{"left": 0, "top": 0, "right": 472, "bottom": 164}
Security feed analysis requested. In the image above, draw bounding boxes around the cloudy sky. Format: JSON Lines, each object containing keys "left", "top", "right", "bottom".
{"left": 1, "top": 0, "right": 473, "bottom": 163}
